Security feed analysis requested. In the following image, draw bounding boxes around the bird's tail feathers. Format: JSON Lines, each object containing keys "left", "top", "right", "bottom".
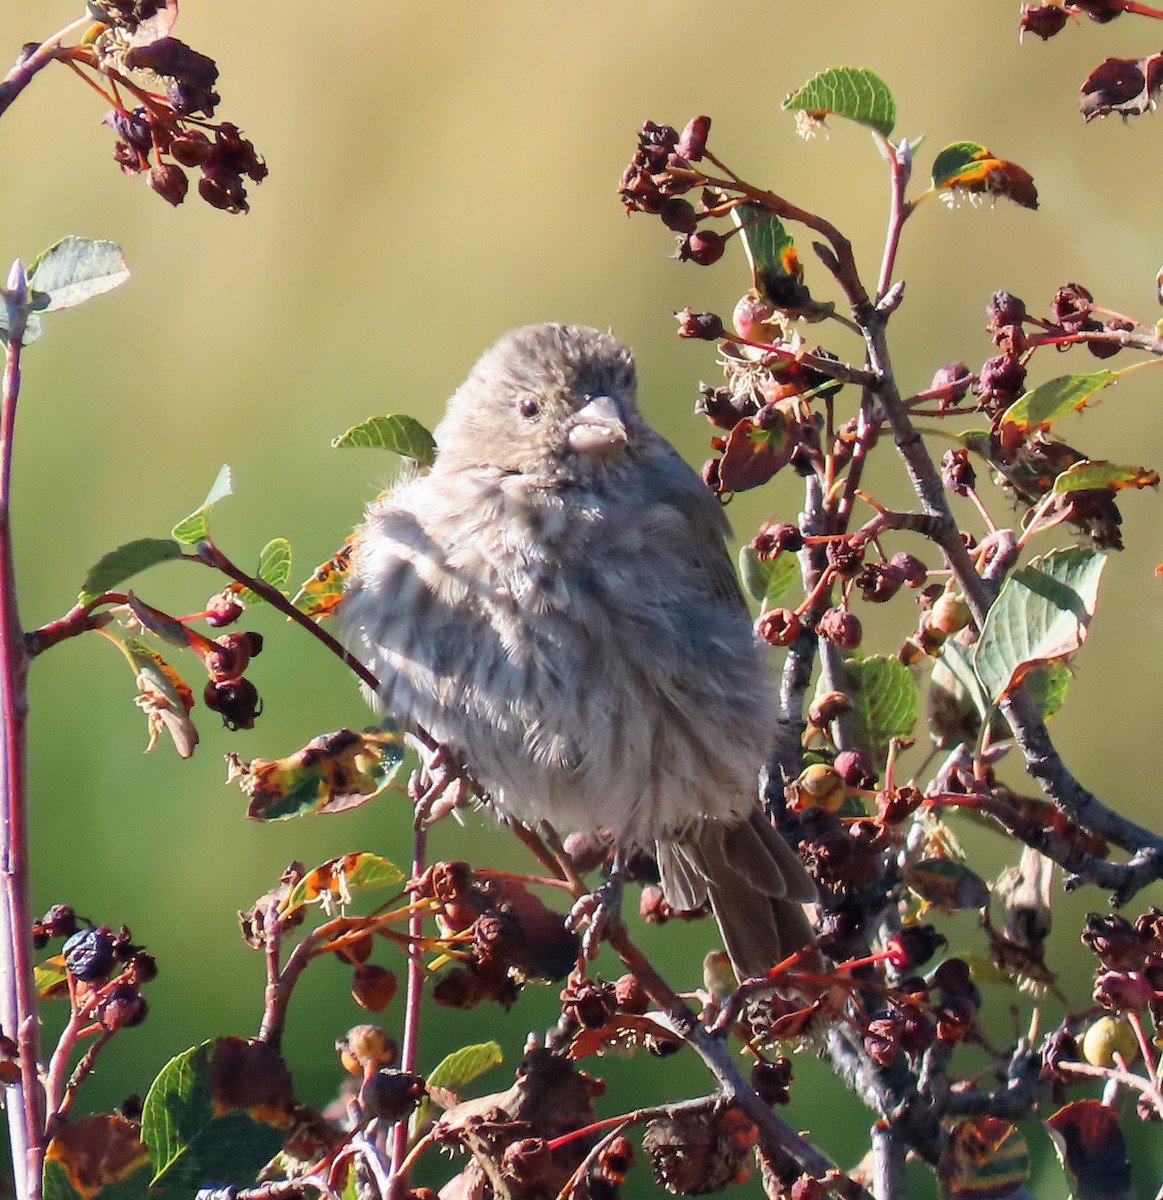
{"left": 657, "top": 810, "right": 818, "bottom": 980}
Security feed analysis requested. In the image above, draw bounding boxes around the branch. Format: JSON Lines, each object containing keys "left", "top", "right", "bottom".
{"left": 1, "top": 264, "right": 45, "bottom": 1200}
{"left": 605, "top": 921, "right": 875, "bottom": 1199}
{"left": 0, "top": 18, "right": 92, "bottom": 118}
{"left": 387, "top": 817, "right": 428, "bottom": 1199}
{"left": 864, "top": 310, "right": 1163, "bottom": 904}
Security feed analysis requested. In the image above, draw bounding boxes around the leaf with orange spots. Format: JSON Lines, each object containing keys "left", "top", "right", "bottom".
{"left": 931, "top": 142, "right": 1038, "bottom": 209}
{"left": 1050, "top": 461, "right": 1159, "bottom": 496}
{"left": 1000, "top": 372, "right": 1116, "bottom": 433}
{"left": 938, "top": 1115, "right": 1029, "bottom": 1199}
{"left": 141, "top": 1039, "right": 294, "bottom": 1196}
{"left": 43, "top": 1114, "right": 149, "bottom": 1200}
{"left": 99, "top": 631, "right": 198, "bottom": 758}
{"left": 35, "top": 955, "right": 69, "bottom": 1000}
{"left": 228, "top": 726, "right": 405, "bottom": 820}
{"left": 282, "top": 852, "right": 405, "bottom": 915}
{"left": 568, "top": 1014, "right": 683, "bottom": 1061}
{"left": 716, "top": 415, "right": 797, "bottom": 493}
{"left": 291, "top": 538, "right": 354, "bottom": 619}
{"left": 731, "top": 203, "right": 832, "bottom": 320}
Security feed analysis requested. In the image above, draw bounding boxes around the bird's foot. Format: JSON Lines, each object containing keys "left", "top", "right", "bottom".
{"left": 408, "top": 743, "right": 472, "bottom": 826}
{"left": 567, "top": 872, "right": 624, "bottom": 960}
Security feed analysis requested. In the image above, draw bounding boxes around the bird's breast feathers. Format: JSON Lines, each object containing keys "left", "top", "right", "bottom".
{"left": 344, "top": 467, "right": 772, "bottom": 841}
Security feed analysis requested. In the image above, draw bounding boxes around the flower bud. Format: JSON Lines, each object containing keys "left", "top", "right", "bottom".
{"left": 337, "top": 1024, "right": 398, "bottom": 1075}
{"left": 833, "top": 748, "right": 875, "bottom": 789}
{"left": 888, "top": 551, "right": 928, "bottom": 588}
{"left": 148, "top": 161, "right": 189, "bottom": 207}
{"left": 203, "top": 677, "right": 262, "bottom": 730}
{"left": 930, "top": 361, "right": 972, "bottom": 404}
{"left": 361, "top": 1068, "right": 425, "bottom": 1121}
{"left": 885, "top": 924, "right": 946, "bottom": 972}
{"left": 676, "top": 115, "right": 711, "bottom": 161}
{"left": 927, "top": 594, "right": 971, "bottom": 636}
{"left": 99, "top": 985, "right": 148, "bottom": 1031}
{"left": 750, "top": 1056, "right": 792, "bottom": 1105}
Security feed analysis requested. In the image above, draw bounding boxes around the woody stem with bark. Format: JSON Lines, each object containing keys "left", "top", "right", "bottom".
{"left": 863, "top": 308, "right": 1163, "bottom": 895}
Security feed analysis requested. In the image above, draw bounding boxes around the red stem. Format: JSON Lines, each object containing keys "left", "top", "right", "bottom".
{"left": 387, "top": 821, "right": 427, "bottom": 1198}
{"left": 875, "top": 137, "right": 914, "bottom": 302}
{"left": 1, "top": 281, "right": 45, "bottom": 1200}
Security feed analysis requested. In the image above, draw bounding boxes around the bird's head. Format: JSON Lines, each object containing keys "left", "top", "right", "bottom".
{"left": 432, "top": 323, "right": 644, "bottom": 484}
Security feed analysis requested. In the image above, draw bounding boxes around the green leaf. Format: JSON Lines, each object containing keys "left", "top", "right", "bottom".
{"left": 27, "top": 237, "right": 130, "bottom": 312}
{"left": 1025, "top": 659, "right": 1070, "bottom": 721}
{"left": 1000, "top": 371, "right": 1116, "bottom": 433}
{"left": 738, "top": 547, "right": 799, "bottom": 606}
{"left": 427, "top": 1040, "right": 503, "bottom": 1093}
{"left": 411, "top": 1041, "right": 503, "bottom": 1139}
{"left": 240, "top": 538, "right": 292, "bottom": 604}
{"left": 35, "top": 958, "right": 69, "bottom": 998}
{"left": 843, "top": 655, "right": 918, "bottom": 767}
{"left": 79, "top": 538, "right": 183, "bottom": 604}
{"left": 974, "top": 547, "right": 1107, "bottom": 705}
{"left": 928, "top": 639, "right": 990, "bottom": 748}
{"left": 1050, "top": 460, "right": 1159, "bottom": 495}
{"left": 782, "top": 67, "right": 896, "bottom": 137}
{"left": 171, "top": 464, "right": 233, "bottom": 544}
{"left": 728, "top": 202, "right": 818, "bottom": 315}
{"left": 930, "top": 642, "right": 1069, "bottom": 748}
{"left": 332, "top": 415, "right": 437, "bottom": 466}
{"left": 142, "top": 1039, "right": 291, "bottom": 1196}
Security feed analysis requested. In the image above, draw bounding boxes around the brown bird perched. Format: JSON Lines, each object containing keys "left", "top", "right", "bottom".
{"left": 340, "top": 323, "right": 816, "bottom": 978}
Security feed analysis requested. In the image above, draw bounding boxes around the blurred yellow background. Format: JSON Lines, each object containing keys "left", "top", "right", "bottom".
{"left": 3, "top": 3, "right": 1163, "bottom": 1195}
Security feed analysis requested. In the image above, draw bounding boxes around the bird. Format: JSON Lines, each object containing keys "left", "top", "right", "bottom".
{"left": 339, "top": 322, "right": 816, "bottom": 978}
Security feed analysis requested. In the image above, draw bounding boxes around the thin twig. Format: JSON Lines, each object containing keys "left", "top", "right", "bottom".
{"left": 0, "top": 17, "right": 93, "bottom": 118}
{"left": 1, "top": 266, "right": 44, "bottom": 1200}
{"left": 387, "top": 817, "right": 428, "bottom": 1198}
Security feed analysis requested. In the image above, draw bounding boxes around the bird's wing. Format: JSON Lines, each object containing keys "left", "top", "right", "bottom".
{"left": 643, "top": 438, "right": 750, "bottom": 616}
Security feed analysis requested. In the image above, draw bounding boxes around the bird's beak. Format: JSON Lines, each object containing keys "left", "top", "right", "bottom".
{"left": 567, "top": 394, "right": 628, "bottom": 458}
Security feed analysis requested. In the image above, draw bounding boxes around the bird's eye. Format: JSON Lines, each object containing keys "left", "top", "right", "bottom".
{"left": 519, "top": 397, "right": 540, "bottom": 419}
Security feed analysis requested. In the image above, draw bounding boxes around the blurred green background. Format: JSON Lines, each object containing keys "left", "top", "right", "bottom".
{"left": 3, "top": 2, "right": 1163, "bottom": 1196}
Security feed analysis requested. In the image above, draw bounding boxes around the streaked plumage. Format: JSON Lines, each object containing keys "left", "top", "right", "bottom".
{"left": 340, "top": 323, "right": 815, "bottom": 976}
